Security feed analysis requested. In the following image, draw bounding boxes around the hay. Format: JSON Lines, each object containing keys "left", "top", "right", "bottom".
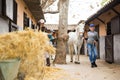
{"left": 43, "top": 67, "right": 72, "bottom": 80}
{"left": 0, "top": 29, "right": 56, "bottom": 80}
{"left": 24, "top": 67, "right": 62, "bottom": 80}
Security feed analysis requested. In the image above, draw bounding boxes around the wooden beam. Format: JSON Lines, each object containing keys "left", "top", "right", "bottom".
{"left": 96, "top": 17, "right": 105, "bottom": 24}
{"left": 111, "top": 8, "right": 120, "bottom": 15}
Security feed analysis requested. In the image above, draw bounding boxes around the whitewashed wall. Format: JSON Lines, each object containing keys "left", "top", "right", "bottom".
{"left": 114, "top": 34, "right": 120, "bottom": 64}
{"left": 0, "top": 17, "right": 9, "bottom": 34}
{"left": 99, "top": 36, "right": 105, "bottom": 60}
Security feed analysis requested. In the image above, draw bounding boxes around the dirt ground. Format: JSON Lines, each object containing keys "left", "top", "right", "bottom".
{"left": 46, "top": 55, "right": 120, "bottom": 80}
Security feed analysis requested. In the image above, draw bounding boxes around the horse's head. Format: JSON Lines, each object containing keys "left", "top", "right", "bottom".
{"left": 75, "top": 20, "right": 85, "bottom": 37}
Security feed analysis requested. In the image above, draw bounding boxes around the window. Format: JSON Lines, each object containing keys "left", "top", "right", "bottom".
{"left": 9, "top": 22, "right": 18, "bottom": 32}
{"left": 0, "top": 0, "right": 17, "bottom": 23}
{"left": 6, "top": 0, "right": 13, "bottom": 20}
{"left": 0, "top": 0, "right": 2, "bottom": 15}
{"left": 11, "top": 26, "right": 18, "bottom": 31}
{"left": 111, "top": 16, "right": 120, "bottom": 34}
{"left": 0, "top": 0, "right": 6, "bottom": 16}
{"left": 13, "top": 0, "right": 17, "bottom": 24}
{"left": 23, "top": 13, "right": 29, "bottom": 29}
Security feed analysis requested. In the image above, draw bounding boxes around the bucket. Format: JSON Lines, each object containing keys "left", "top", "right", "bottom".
{"left": 0, "top": 58, "right": 21, "bottom": 80}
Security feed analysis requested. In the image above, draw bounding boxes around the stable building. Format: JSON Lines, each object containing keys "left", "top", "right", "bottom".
{"left": 45, "top": 24, "right": 77, "bottom": 31}
{"left": 0, "top": 0, "right": 44, "bottom": 34}
{"left": 85, "top": 0, "right": 120, "bottom": 64}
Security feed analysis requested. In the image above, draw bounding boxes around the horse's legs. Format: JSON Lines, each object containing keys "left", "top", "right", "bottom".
{"left": 78, "top": 45, "right": 82, "bottom": 61}
{"left": 68, "top": 45, "right": 73, "bottom": 62}
{"left": 77, "top": 40, "right": 83, "bottom": 63}
{"left": 71, "top": 45, "right": 74, "bottom": 62}
{"left": 74, "top": 44, "right": 78, "bottom": 62}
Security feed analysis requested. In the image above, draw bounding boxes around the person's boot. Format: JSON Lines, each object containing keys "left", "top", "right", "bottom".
{"left": 93, "top": 62, "right": 97, "bottom": 67}
{"left": 91, "top": 63, "right": 94, "bottom": 68}
{"left": 74, "top": 61, "right": 80, "bottom": 64}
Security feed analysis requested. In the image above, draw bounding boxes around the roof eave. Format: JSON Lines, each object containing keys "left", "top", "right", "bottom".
{"left": 85, "top": 0, "right": 120, "bottom": 24}
{"left": 24, "top": 0, "right": 44, "bottom": 22}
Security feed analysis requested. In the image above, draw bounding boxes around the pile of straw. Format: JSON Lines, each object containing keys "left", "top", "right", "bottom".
{"left": 0, "top": 29, "right": 56, "bottom": 80}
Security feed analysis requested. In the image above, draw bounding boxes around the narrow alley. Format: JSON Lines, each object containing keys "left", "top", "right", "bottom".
{"left": 0, "top": 0, "right": 120, "bottom": 80}
{"left": 46, "top": 55, "right": 120, "bottom": 80}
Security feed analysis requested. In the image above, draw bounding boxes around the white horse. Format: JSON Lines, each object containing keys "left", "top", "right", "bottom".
{"left": 68, "top": 21, "right": 85, "bottom": 64}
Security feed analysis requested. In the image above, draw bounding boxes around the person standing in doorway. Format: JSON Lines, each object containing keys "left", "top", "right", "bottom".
{"left": 38, "top": 19, "right": 46, "bottom": 32}
{"left": 85, "top": 24, "right": 99, "bottom": 68}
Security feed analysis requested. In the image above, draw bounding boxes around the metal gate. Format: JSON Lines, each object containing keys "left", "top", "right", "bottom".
{"left": 105, "top": 35, "right": 114, "bottom": 63}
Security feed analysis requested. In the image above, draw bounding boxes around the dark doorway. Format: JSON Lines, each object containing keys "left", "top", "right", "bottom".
{"left": 107, "top": 22, "right": 112, "bottom": 35}
{"left": 80, "top": 42, "right": 84, "bottom": 55}
{"left": 95, "top": 25, "right": 100, "bottom": 58}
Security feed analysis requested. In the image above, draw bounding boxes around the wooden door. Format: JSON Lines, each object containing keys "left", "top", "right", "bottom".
{"left": 105, "top": 35, "right": 114, "bottom": 63}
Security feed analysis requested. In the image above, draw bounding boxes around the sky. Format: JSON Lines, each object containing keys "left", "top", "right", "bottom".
{"left": 44, "top": 0, "right": 103, "bottom": 25}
